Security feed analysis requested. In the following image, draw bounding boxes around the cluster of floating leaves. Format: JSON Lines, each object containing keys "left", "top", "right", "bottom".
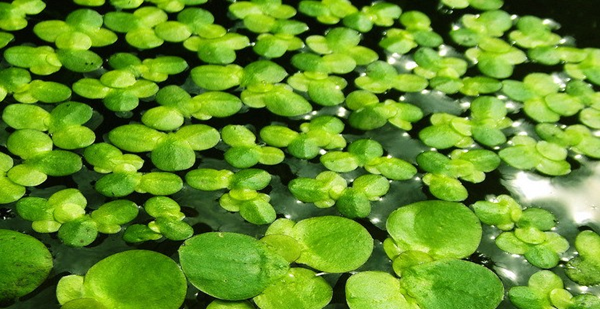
{"left": 0, "top": 0, "right": 599, "bottom": 308}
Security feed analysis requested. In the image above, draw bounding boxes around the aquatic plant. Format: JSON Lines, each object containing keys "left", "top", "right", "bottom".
{"left": 0, "top": 0, "right": 599, "bottom": 308}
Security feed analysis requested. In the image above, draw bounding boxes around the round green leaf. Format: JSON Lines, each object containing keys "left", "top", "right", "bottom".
{"left": 292, "top": 216, "right": 373, "bottom": 273}
{"left": 253, "top": 268, "right": 333, "bottom": 309}
{"left": 29, "top": 150, "right": 82, "bottom": 176}
{"left": 82, "top": 250, "right": 187, "bottom": 309}
{"left": 7, "top": 129, "right": 53, "bottom": 159}
{"left": 95, "top": 173, "right": 141, "bottom": 198}
{"left": 52, "top": 127, "right": 95, "bottom": 149}
{"left": 28, "top": 80, "right": 72, "bottom": 103}
{"left": 0, "top": 229, "right": 53, "bottom": 302}
{"left": 401, "top": 259, "right": 504, "bottom": 309}
{"left": 137, "top": 172, "right": 183, "bottom": 195}
{"left": 57, "top": 49, "right": 103, "bottom": 73}
{"left": 150, "top": 139, "right": 195, "bottom": 171}
{"left": 386, "top": 200, "right": 482, "bottom": 259}
{"left": 346, "top": 271, "right": 411, "bottom": 309}
{"left": 0, "top": 176, "right": 26, "bottom": 204}
{"left": 91, "top": 200, "right": 139, "bottom": 232}
{"left": 2, "top": 104, "right": 50, "bottom": 131}
{"left": 58, "top": 218, "right": 98, "bottom": 247}
{"left": 108, "top": 124, "right": 165, "bottom": 153}
{"left": 191, "top": 64, "right": 243, "bottom": 90}
{"left": 179, "top": 232, "right": 290, "bottom": 300}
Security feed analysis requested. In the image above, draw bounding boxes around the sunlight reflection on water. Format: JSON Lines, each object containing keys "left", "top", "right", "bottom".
{"left": 503, "top": 162, "right": 600, "bottom": 227}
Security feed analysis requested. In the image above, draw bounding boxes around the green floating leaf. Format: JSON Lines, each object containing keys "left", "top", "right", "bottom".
{"left": 471, "top": 195, "right": 522, "bottom": 230}
{"left": 109, "top": 124, "right": 220, "bottom": 171}
{"left": 57, "top": 49, "right": 103, "bottom": 73}
{"left": 58, "top": 218, "right": 98, "bottom": 247}
{"left": 179, "top": 232, "right": 289, "bottom": 301}
{"left": 0, "top": 0, "right": 45, "bottom": 31}
{"left": 108, "top": 124, "right": 165, "bottom": 153}
{"left": 0, "top": 31, "right": 13, "bottom": 48}
{"left": 0, "top": 229, "right": 53, "bottom": 303}
{"left": 298, "top": 0, "right": 358, "bottom": 25}
{"left": 241, "top": 84, "right": 312, "bottom": 117}
{"left": 566, "top": 230, "right": 600, "bottom": 286}
{"left": 505, "top": 270, "right": 595, "bottom": 309}
{"left": 136, "top": 172, "right": 183, "bottom": 195}
{"left": 0, "top": 177, "right": 26, "bottom": 205}
{"left": 57, "top": 250, "right": 187, "bottom": 309}
{"left": 460, "top": 76, "right": 502, "bottom": 96}
{"left": 254, "top": 33, "right": 304, "bottom": 58}
{"left": 2, "top": 104, "right": 50, "bottom": 131}
{"left": 499, "top": 136, "right": 571, "bottom": 176}
{"left": 206, "top": 300, "right": 254, "bottom": 309}
{"left": 422, "top": 173, "right": 469, "bottom": 201}
{"left": 468, "top": 0, "right": 504, "bottom": 10}
{"left": 3, "top": 45, "right": 62, "bottom": 75}
{"left": 191, "top": 64, "right": 244, "bottom": 90}
{"left": 91, "top": 200, "right": 139, "bottom": 234}
{"left": 14, "top": 79, "right": 72, "bottom": 104}
{"left": 387, "top": 200, "right": 481, "bottom": 259}
{"left": 401, "top": 259, "right": 504, "bottom": 309}
{"left": 34, "top": 9, "right": 117, "bottom": 50}
{"left": 104, "top": 7, "right": 168, "bottom": 49}
{"left": 288, "top": 171, "right": 347, "bottom": 208}
{"left": 7, "top": 129, "right": 53, "bottom": 159}
{"left": 242, "top": 60, "right": 288, "bottom": 87}
{"left": 253, "top": 268, "right": 333, "bottom": 309}
{"left": 346, "top": 271, "right": 413, "bottom": 309}
{"left": 292, "top": 216, "right": 373, "bottom": 273}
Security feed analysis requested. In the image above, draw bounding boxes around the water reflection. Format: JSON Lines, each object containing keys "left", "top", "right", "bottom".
{"left": 502, "top": 162, "right": 600, "bottom": 227}
{"left": 496, "top": 160, "right": 600, "bottom": 298}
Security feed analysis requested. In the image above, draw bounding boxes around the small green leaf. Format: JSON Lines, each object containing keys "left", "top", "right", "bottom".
{"left": 7, "top": 129, "right": 53, "bottom": 159}
{"left": 108, "top": 124, "right": 165, "bottom": 153}
{"left": 191, "top": 64, "right": 243, "bottom": 90}
{"left": 154, "top": 21, "right": 192, "bottom": 42}
{"left": 58, "top": 218, "right": 98, "bottom": 247}
{"left": 137, "top": 172, "right": 183, "bottom": 195}
{"left": 321, "top": 151, "right": 359, "bottom": 173}
{"left": 57, "top": 49, "right": 103, "bottom": 73}
{"left": 253, "top": 268, "right": 333, "bottom": 309}
{"left": 2, "top": 104, "right": 50, "bottom": 131}
{"left": 346, "top": 271, "right": 411, "bottom": 309}
{"left": 72, "top": 78, "right": 111, "bottom": 99}
{"left": 91, "top": 200, "right": 139, "bottom": 234}
{"left": 565, "top": 230, "right": 600, "bottom": 286}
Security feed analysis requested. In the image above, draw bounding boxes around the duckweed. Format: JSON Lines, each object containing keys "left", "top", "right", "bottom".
{"left": 1, "top": 0, "right": 599, "bottom": 308}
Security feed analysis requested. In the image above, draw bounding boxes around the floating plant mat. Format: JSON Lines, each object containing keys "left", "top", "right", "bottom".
{"left": 0, "top": 0, "right": 599, "bottom": 308}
